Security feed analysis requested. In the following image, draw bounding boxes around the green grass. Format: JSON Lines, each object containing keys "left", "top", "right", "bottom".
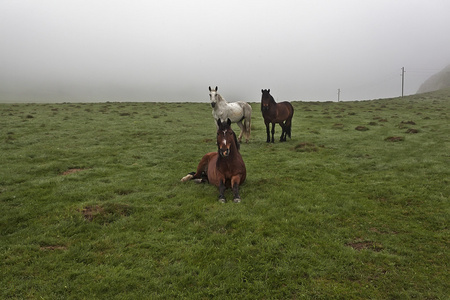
{"left": 1, "top": 90, "right": 449, "bottom": 299}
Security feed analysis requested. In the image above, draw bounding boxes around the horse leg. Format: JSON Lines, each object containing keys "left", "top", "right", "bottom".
{"left": 218, "top": 180, "right": 226, "bottom": 203}
{"left": 236, "top": 121, "right": 244, "bottom": 143}
{"left": 265, "top": 122, "right": 271, "bottom": 143}
{"left": 181, "top": 171, "right": 195, "bottom": 182}
{"left": 181, "top": 153, "right": 211, "bottom": 183}
{"left": 271, "top": 123, "right": 276, "bottom": 143}
{"left": 231, "top": 176, "right": 242, "bottom": 203}
{"left": 244, "top": 118, "right": 251, "bottom": 143}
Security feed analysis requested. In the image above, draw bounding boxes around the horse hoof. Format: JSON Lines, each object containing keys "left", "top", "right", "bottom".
{"left": 181, "top": 174, "right": 194, "bottom": 182}
{"left": 233, "top": 198, "right": 241, "bottom": 203}
{"left": 218, "top": 198, "right": 226, "bottom": 203}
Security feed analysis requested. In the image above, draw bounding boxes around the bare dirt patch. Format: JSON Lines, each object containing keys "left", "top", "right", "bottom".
{"left": 79, "top": 203, "right": 133, "bottom": 224}
{"left": 294, "top": 142, "right": 319, "bottom": 152}
{"left": 385, "top": 136, "right": 404, "bottom": 142}
{"left": 346, "top": 240, "right": 383, "bottom": 252}
{"left": 80, "top": 205, "right": 104, "bottom": 221}
{"left": 355, "top": 126, "right": 369, "bottom": 131}
{"left": 401, "top": 120, "right": 416, "bottom": 125}
{"left": 406, "top": 128, "right": 419, "bottom": 134}
{"left": 40, "top": 245, "right": 68, "bottom": 251}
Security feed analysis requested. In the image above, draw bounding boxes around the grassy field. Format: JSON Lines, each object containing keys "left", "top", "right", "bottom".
{"left": 1, "top": 90, "right": 449, "bottom": 299}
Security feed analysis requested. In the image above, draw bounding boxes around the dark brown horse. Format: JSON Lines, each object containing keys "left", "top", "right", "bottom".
{"left": 181, "top": 118, "right": 246, "bottom": 203}
{"left": 261, "top": 89, "right": 294, "bottom": 143}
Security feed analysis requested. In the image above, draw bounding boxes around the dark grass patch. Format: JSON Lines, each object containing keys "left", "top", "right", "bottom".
{"left": 346, "top": 239, "right": 384, "bottom": 252}
{"left": 332, "top": 123, "right": 344, "bottom": 129}
{"left": 405, "top": 128, "right": 419, "bottom": 134}
{"left": 399, "top": 120, "right": 416, "bottom": 129}
{"left": 385, "top": 136, "right": 404, "bottom": 142}
{"left": 401, "top": 120, "right": 416, "bottom": 125}
{"left": 294, "top": 142, "right": 319, "bottom": 152}
{"left": 79, "top": 203, "right": 133, "bottom": 224}
{"left": 114, "top": 189, "right": 135, "bottom": 196}
{"left": 40, "top": 245, "right": 68, "bottom": 251}
{"left": 355, "top": 126, "right": 369, "bottom": 131}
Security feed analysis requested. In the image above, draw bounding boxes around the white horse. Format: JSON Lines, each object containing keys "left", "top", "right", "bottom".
{"left": 209, "top": 86, "right": 252, "bottom": 143}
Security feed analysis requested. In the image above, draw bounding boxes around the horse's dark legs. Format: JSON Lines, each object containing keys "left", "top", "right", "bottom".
{"left": 218, "top": 180, "right": 226, "bottom": 203}
{"left": 271, "top": 123, "right": 276, "bottom": 143}
{"left": 232, "top": 182, "right": 241, "bottom": 203}
{"left": 265, "top": 123, "right": 271, "bottom": 143}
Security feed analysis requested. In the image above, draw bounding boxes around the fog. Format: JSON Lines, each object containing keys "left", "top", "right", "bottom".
{"left": 1, "top": 0, "right": 450, "bottom": 103}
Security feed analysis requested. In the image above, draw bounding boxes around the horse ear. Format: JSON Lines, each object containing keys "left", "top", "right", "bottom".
{"left": 217, "top": 119, "right": 222, "bottom": 127}
{"left": 261, "top": 89, "right": 264, "bottom": 93}
{"left": 227, "top": 118, "right": 232, "bottom": 126}
{"left": 215, "top": 86, "right": 218, "bottom": 91}
{"left": 209, "top": 86, "right": 212, "bottom": 92}
{"left": 268, "top": 89, "right": 270, "bottom": 93}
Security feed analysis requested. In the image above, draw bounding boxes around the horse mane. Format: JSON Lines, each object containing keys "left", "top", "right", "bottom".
{"left": 216, "top": 93, "right": 226, "bottom": 104}
{"left": 267, "top": 92, "right": 276, "bottom": 104}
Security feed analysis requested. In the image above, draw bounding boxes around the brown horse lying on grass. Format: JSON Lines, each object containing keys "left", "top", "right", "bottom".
{"left": 181, "top": 118, "right": 246, "bottom": 203}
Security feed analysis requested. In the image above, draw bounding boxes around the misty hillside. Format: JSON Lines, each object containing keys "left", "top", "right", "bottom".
{"left": 417, "top": 65, "right": 450, "bottom": 94}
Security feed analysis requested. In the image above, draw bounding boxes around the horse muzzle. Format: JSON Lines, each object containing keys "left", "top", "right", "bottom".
{"left": 211, "top": 102, "right": 216, "bottom": 108}
{"left": 219, "top": 148, "right": 230, "bottom": 157}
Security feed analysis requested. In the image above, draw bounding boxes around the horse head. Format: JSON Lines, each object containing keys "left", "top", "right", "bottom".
{"left": 209, "top": 86, "right": 219, "bottom": 108}
{"left": 217, "top": 118, "right": 238, "bottom": 157}
{"left": 261, "top": 89, "right": 272, "bottom": 111}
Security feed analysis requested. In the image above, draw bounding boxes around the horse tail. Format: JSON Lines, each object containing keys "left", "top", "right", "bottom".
{"left": 286, "top": 123, "right": 292, "bottom": 138}
{"left": 286, "top": 103, "right": 294, "bottom": 138}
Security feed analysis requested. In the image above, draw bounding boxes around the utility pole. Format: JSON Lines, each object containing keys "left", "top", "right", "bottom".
{"left": 337, "top": 88, "right": 340, "bottom": 102}
{"left": 401, "top": 67, "right": 405, "bottom": 97}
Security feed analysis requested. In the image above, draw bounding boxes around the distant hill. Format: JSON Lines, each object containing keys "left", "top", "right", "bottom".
{"left": 417, "top": 65, "right": 450, "bottom": 94}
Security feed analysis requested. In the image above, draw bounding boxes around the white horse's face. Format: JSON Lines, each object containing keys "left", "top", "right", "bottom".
{"left": 209, "top": 86, "right": 218, "bottom": 108}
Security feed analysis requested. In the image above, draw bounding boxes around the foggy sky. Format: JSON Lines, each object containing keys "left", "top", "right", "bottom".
{"left": 1, "top": 0, "right": 450, "bottom": 103}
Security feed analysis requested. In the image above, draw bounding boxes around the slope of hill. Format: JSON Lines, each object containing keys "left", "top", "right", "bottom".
{"left": 417, "top": 64, "right": 450, "bottom": 94}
